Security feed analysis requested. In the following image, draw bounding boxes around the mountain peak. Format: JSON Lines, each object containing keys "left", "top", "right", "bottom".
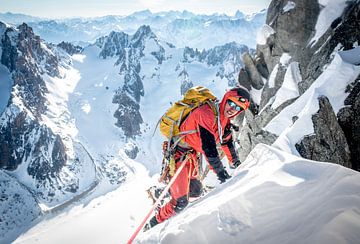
{"left": 234, "top": 10, "right": 245, "bottom": 18}
{"left": 132, "top": 25, "right": 156, "bottom": 42}
{"left": 131, "top": 9, "right": 152, "bottom": 18}
{"left": 17, "top": 22, "right": 35, "bottom": 37}
{"left": 0, "top": 21, "right": 7, "bottom": 35}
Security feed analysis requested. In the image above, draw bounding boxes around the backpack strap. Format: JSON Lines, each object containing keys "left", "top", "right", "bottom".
{"left": 204, "top": 100, "right": 223, "bottom": 144}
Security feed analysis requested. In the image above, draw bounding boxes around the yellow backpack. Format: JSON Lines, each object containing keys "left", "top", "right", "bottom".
{"left": 159, "top": 86, "right": 218, "bottom": 144}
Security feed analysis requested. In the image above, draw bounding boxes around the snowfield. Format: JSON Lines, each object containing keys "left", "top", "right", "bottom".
{"left": 14, "top": 144, "right": 360, "bottom": 244}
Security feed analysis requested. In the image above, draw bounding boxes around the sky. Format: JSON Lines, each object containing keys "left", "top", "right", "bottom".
{"left": 0, "top": 0, "right": 271, "bottom": 18}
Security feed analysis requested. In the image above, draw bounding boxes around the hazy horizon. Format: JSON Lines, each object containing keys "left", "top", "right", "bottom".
{"left": 0, "top": 0, "right": 271, "bottom": 18}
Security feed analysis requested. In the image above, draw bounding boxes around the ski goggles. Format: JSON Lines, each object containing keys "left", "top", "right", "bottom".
{"left": 227, "top": 96, "right": 250, "bottom": 111}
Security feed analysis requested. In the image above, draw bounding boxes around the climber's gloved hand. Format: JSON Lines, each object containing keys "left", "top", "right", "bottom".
{"left": 216, "top": 168, "right": 231, "bottom": 183}
{"left": 230, "top": 159, "right": 241, "bottom": 169}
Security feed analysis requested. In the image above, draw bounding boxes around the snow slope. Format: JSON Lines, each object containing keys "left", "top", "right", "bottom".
{"left": 14, "top": 144, "right": 360, "bottom": 244}
{"left": 13, "top": 157, "right": 154, "bottom": 244}
{"left": 140, "top": 144, "right": 360, "bottom": 244}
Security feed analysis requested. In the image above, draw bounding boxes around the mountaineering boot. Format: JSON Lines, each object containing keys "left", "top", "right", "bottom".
{"left": 146, "top": 186, "right": 169, "bottom": 205}
{"left": 143, "top": 216, "right": 159, "bottom": 232}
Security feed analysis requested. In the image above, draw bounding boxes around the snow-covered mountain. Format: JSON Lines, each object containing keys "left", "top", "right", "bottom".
{"left": 1, "top": 0, "right": 360, "bottom": 243}
{"left": 0, "top": 20, "right": 251, "bottom": 242}
{"left": 0, "top": 22, "right": 127, "bottom": 242}
{"left": 0, "top": 9, "right": 266, "bottom": 49}
{"left": 0, "top": 22, "right": 98, "bottom": 207}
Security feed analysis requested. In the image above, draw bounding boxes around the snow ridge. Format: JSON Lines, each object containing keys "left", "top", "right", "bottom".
{"left": 140, "top": 144, "right": 360, "bottom": 244}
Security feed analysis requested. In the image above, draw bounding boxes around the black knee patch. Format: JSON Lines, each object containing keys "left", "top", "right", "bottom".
{"left": 189, "top": 179, "right": 203, "bottom": 198}
{"left": 174, "top": 195, "right": 189, "bottom": 213}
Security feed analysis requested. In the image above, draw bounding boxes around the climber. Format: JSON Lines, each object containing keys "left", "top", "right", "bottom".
{"left": 145, "top": 86, "right": 251, "bottom": 230}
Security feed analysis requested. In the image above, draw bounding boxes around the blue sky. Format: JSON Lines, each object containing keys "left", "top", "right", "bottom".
{"left": 0, "top": 0, "right": 271, "bottom": 18}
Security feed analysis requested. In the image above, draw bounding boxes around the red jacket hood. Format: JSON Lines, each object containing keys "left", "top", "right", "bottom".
{"left": 219, "top": 89, "right": 243, "bottom": 129}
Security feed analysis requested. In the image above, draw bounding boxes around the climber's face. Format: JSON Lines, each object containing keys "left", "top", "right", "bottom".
{"left": 224, "top": 100, "right": 241, "bottom": 118}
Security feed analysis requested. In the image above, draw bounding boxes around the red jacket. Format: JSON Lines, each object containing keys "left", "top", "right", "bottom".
{"left": 180, "top": 90, "right": 240, "bottom": 168}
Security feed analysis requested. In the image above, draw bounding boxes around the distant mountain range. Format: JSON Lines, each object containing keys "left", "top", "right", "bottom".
{"left": 0, "top": 9, "right": 266, "bottom": 49}
{"left": 0, "top": 21, "right": 251, "bottom": 241}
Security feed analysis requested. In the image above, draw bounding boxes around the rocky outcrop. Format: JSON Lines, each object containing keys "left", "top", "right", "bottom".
{"left": 1, "top": 23, "right": 59, "bottom": 116}
{"left": 265, "top": 0, "right": 320, "bottom": 78}
{"left": 338, "top": 77, "right": 360, "bottom": 171}
{"left": 295, "top": 96, "right": 351, "bottom": 167}
{"left": 179, "top": 68, "right": 193, "bottom": 95}
{"left": 260, "top": 64, "right": 287, "bottom": 109}
{"left": 183, "top": 42, "right": 250, "bottom": 86}
{"left": 0, "top": 171, "right": 41, "bottom": 243}
{"left": 0, "top": 23, "right": 65, "bottom": 170}
{"left": 300, "top": 1, "right": 360, "bottom": 93}
{"left": 57, "top": 41, "right": 83, "bottom": 55}
{"left": 0, "top": 23, "right": 97, "bottom": 206}
{"left": 97, "top": 26, "right": 163, "bottom": 139}
{"left": 237, "top": 97, "right": 294, "bottom": 161}
{"left": 0, "top": 110, "right": 66, "bottom": 172}
{"left": 98, "top": 31, "right": 129, "bottom": 58}
{"left": 242, "top": 52, "right": 264, "bottom": 89}
{"left": 237, "top": 0, "right": 360, "bottom": 169}
{"left": 113, "top": 90, "right": 143, "bottom": 138}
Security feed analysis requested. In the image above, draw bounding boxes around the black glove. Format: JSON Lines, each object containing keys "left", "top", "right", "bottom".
{"left": 216, "top": 169, "right": 231, "bottom": 183}
{"left": 230, "top": 159, "right": 241, "bottom": 169}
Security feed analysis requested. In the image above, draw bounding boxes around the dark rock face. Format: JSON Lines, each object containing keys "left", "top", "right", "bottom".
{"left": 113, "top": 91, "right": 143, "bottom": 138}
{"left": 300, "top": 1, "right": 360, "bottom": 93}
{"left": 338, "top": 78, "right": 360, "bottom": 171}
{"left": 179, "top": 68, "right": 193, "bottom": 95}
{"left": 237, "top": 68, "right": 252, "bottom": 90}
{"left": 1, "top": 22, "right": 60, "bottom": 116}
{"left": 254, "top": 52, "right": 269, "bottom": 79}
{"left": 123, "top": 67, "right": 144, "bottom": 103}
{"left": 0, "top": 171, "right": 42, "bottom": 243}
{"left": 0, "top": 111, "right": 30, "bottom": 170}
{"left": 0, "top": 23, "right": 67, "bottom": 172}
{"left": 260, "top": 64, "right": 287, "bottom": 110}
{"left": 151, "top": 45, "right": 166, "bottom": 65}
{"left": 99, "top": 31, "right": 129, "bottom": 58}
{"left": 0, "top": 23, "right": 96, "bottom": 209}
{"left": 242, "top": 52, "right": 264, "bottom": 89}
{"left": 27, "top": 130, "right": 67, "bottom": 181}
{"left": 131, "top": 25, "right": 156, "bottom": 49}
{"left": 57, "top": 41, "right": 83, "bottom": 55}
{"left": 266, "top": 0, "right": 320, "bottom": 75}
{"left": 124, "top": 142, "right": 140, "bottom": 159}
{"left": 237, "top": 98, "right": 293, "bottom": 161}
{"left": 237, "top": 0, "right": 360, "bottom": 170}
{"left": 183, "top": 42, "right": 250, "bottom": 86}
{"left": 296, "top": 96, "right": 351, "bottom": 167}
{"left": 97, "top": 25, "right": 163, "bottom": 139}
